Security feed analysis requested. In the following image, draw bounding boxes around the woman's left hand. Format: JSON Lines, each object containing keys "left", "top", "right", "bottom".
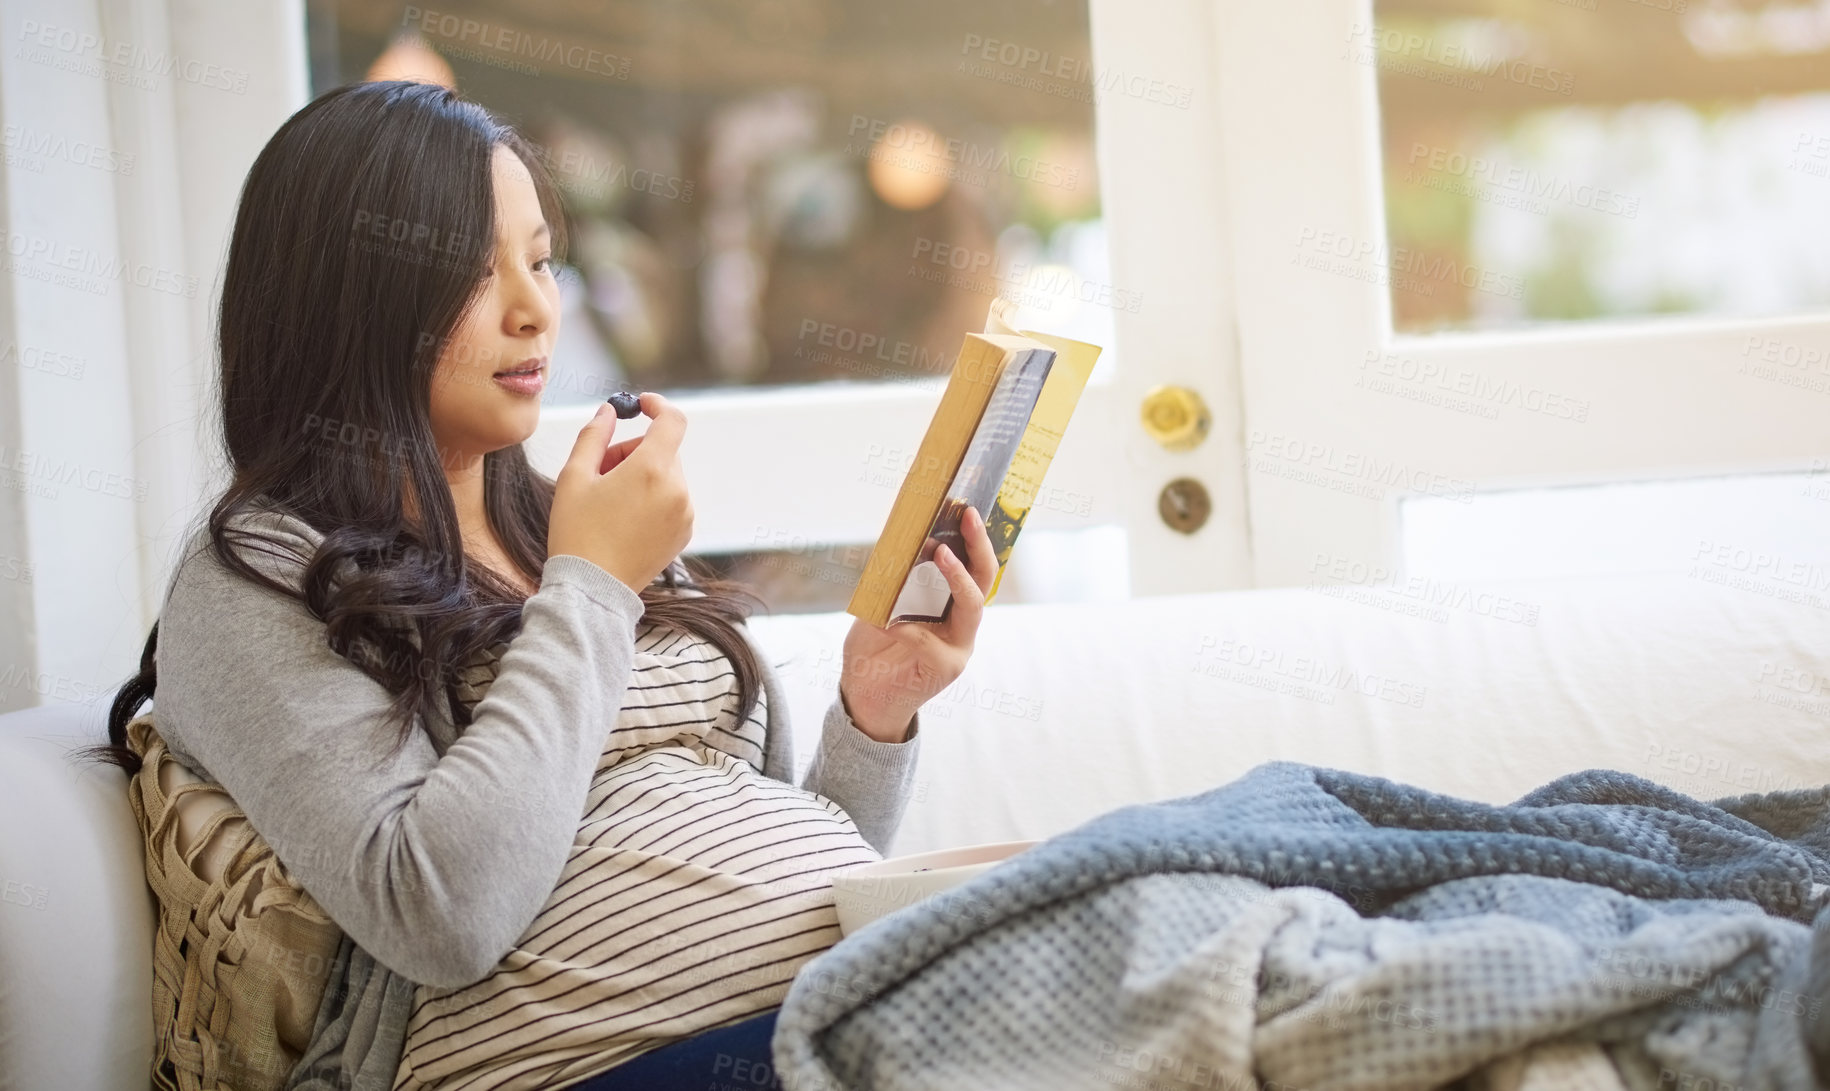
{"left": 839, "top": 504, "right": 1000, "bottom": 742}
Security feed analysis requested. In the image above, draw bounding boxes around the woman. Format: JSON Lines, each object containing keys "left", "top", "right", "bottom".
{"left": 91, "top": 80, "right": 998, "bottom": 1090}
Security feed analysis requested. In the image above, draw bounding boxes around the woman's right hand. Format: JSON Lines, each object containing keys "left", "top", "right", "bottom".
{"left": 549, "top": 392, "right": 693, "bottom": 593}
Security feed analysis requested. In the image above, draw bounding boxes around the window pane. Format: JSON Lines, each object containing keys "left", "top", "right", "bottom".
{"left": 307, "top": 1, "right": 1105, "bottom": 401}
{"left": 1370, "top": 0, "right": 1830, "bottom": 333}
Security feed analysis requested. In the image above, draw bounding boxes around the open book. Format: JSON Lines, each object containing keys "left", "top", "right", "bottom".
{"left": 846, "top": 300, "right": 1103, "bottom": 628}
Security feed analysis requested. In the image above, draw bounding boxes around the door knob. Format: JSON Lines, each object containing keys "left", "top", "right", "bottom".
{"left": 1140, "top": 385, "right": 1211, "bottom": 451}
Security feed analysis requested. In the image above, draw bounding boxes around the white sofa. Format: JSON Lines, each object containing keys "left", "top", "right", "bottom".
{"left": 5, "top": 572, "right": 1828, "bottom": 1090}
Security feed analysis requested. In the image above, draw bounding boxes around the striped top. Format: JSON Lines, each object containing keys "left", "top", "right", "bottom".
{"left": 153, "top": 508, "right": 920, "bottom": 1091}
{"left": 390, "top": 609, "right": 885, "bottom": 1091}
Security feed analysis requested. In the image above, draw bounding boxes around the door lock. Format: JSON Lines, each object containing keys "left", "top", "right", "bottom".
{"left": 1157, "top": 477, "right": 1212, "bottom": 534}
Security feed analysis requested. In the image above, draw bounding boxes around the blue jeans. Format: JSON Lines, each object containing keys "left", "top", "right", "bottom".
{"left": 561, "top": 1007, "right": 783, "bottom": 1090}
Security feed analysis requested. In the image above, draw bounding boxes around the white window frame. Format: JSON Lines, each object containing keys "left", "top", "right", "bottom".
{"left": 1212, "top": 0, "right": 1830, "bottom": 587}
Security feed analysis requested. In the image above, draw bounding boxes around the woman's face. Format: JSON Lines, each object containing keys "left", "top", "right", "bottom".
{"left": 426, "top": 144, "right": 559, "bottom": 467}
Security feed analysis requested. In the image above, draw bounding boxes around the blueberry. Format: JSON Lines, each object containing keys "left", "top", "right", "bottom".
{"left": 606, "top": 391, "right": 642, "bottom": 419}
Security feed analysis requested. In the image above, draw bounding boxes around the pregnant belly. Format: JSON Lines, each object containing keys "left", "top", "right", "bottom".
{"left": 394, "top": 749, "right": 881, "bottom": 1091}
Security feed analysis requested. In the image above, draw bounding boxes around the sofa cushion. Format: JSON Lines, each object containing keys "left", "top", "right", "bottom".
{"left": 0, "top": 699, "right": 154, "bottom": 1091}
{"left": 127, "top": 714, "right": 343, "bottom": 1091}
{"left": 748, "top": 573, "right": 1830, "bottom": 855}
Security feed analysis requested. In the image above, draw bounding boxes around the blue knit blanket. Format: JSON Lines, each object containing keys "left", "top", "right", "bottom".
{"left": 773, "top": 762, "right": 1830, "bottom": 1091}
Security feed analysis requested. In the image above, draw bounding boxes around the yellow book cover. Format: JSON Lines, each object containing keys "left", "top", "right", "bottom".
{"left": 845, "top": 333, "right": 1024, "bottom": 627}
{"left": 879, "top": 302, "right": 1102, "bottom": 625}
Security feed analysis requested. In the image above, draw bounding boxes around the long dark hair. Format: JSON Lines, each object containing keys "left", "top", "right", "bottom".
{"left": 84, "top": 81, "right": 764, "bottom": 776}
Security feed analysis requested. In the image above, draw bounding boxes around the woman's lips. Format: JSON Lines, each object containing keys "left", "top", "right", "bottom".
{"left": 493, "top": 367, "right": 545, "bottom": 396}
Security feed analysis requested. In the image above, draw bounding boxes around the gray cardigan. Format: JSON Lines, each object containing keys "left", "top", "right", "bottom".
{"left": 150, "top": 508, "right": 921, "bottom": 1090}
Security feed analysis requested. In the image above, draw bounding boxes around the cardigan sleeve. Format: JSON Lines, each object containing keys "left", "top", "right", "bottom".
{"left": 152, "top": 510, "right": 646, "bottom": 989}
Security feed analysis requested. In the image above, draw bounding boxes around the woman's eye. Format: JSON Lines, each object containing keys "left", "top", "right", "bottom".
{"left": 533, "top": 256, "right": 553, "bottom": 275}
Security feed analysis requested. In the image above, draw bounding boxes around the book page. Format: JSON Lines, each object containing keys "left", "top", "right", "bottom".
{"left": 888, "top": 347, "right": 1056, "bottom": 624}
{"left": 982, "top": 297, "right": 1021, "bottom": 337}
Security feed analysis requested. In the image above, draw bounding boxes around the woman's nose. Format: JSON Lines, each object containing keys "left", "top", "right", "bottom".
{"left": 506, "top": 273, "right": 554, "bottom": 334}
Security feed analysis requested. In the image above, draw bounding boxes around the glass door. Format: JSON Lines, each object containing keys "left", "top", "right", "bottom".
{"left": 307, "top": 0, "right": 1253, "bottom": 609}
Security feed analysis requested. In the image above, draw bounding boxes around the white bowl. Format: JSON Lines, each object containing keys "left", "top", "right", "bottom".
{"left": 829, "top": 840, "right": 1040, "bottom": 936}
